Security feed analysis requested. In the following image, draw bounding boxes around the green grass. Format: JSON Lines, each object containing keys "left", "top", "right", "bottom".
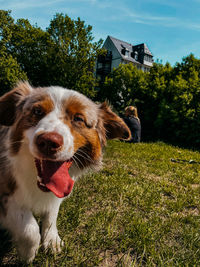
{"left": 1, "top": 141, "right": 200, "bottom": 266}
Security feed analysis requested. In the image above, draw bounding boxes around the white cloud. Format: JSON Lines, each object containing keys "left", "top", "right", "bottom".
{"left": 2, "top": 0, "right": 200, "bottom": 32}
{"left": 0, "top": 0, "right": 97, "bottom": 10}
{"left": 0, "top": 0, "right": 59, "bottom": 9}
{"left": 99, "top": 4, "right": 200, "bottom": 32}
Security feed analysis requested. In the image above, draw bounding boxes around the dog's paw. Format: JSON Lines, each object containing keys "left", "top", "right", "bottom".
{"left": 22, "top": 248, "right": 38, "bottom": 263}
{"left": 43, "top": 233, "right": 63, "bottom": 253}
{"left": 17, "top": 236, "right": 40, "bottom": 263}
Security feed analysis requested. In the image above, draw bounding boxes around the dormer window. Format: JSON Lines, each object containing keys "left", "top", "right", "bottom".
{"left": 131, "top": 51, "right": 138, "bottom": 61}
{"left": 134, "top": 51, "right": 138, "bottom": 61}
{"left": 121, "top": 46, "right": 129, "bottom": 57}
{"left": 124, "top": 49, "right": 129, "bottom": 57}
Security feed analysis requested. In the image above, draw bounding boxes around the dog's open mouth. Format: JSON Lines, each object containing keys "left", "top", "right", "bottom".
{"left": 35, "top": 159, "right": 74, "bottom": 198}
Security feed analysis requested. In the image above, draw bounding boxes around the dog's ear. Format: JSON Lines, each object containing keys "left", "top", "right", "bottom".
{"left": 0, "top": 81, "right": 32, "bottom": 126}
{"left": 97, "top": 102, "right": 131, "bottom": 146}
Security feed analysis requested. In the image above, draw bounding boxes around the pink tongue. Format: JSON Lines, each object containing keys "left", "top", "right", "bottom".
{"left": 42, "top": 161, "right": 74, "bottom": 198}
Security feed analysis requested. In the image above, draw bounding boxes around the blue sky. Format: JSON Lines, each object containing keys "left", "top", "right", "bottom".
{"left": 1, "top": 0, "right": 200, "bottom": 66}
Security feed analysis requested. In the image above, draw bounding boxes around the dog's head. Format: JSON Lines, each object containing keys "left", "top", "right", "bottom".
{"left": 0, "top": 82, "right": 130, "bottom": 198}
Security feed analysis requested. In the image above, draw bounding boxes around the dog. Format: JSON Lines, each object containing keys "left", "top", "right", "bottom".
{"left": 0, "top": 81, "right": 130, "bottom": 263}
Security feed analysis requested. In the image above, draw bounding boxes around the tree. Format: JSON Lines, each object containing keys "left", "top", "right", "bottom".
{"left": 8, "top": 18, "right": 50, "bottom": 87}
{"left": 0, "top": 11, "right": 103, "bottom": 98}
{"left": 0, "top": 10, "right": 27, "bottom": 95}
{"left": 0, "top": 52, "right": 27, "bottom": 96}
{"left": 46, "top": 14, "right": 103, "bottom": 97}
{"left": 99, "top": 60, "right": 200, "bottom": 148}
{"left": 99, "top": 63, "right": 148, "bottom": 112}
{"left": 174, "top": 53, "right": 200, "bottom": 80}
{"left": 0, "top": 10, "right": 14, "bottom": 51}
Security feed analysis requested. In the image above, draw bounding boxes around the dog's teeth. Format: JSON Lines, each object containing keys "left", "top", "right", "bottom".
{"left": 37, "top": 176, "right": 42, "bottom": 183}
{"left": 40, "top": 160, "right": 43, "bottom": 172}
{"left": 37, "top": 176, "right": 46, "bottom": 187}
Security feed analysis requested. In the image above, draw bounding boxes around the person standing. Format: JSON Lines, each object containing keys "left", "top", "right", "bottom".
{"left": 124, "top": 106, "right": 141, "bottom": 143}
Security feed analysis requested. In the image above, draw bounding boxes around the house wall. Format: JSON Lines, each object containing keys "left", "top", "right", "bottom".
{"left": 103, "top": 37, "right": 122, "bottom": 70}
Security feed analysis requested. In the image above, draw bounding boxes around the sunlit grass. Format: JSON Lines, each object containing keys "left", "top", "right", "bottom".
{"left": 1, "top": 141, "right": 200, "bottom": 266}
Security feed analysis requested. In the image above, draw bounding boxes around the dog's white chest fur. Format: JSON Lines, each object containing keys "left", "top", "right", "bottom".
{"left": 0, "top": 82, "right": 130, "bottom": 263}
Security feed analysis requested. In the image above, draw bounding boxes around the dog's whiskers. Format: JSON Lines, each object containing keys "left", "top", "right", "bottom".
{"left": 72, "top": 154, "right": 84, "bottom": 170}
{"left": 75, "top": 149, "right": 95, "bottom": 164}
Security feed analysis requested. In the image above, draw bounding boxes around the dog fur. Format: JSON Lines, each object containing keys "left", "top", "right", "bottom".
{"left": 0, "top": 82, "right": 130, "bottom": 262}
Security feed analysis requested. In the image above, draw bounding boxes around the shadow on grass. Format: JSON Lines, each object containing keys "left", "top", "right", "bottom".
{"left": 0, "top": 227, "right": 17, "bottom": 266}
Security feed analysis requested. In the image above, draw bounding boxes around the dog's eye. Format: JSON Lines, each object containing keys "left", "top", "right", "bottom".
{"left": 32, "top": 106, "right": 44, "bottom": 116}
{"left": 74, "top": 115, "right": 84, "bottom": 122}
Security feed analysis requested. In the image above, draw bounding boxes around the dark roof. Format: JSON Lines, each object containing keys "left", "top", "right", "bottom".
{"left": 108, "top": 36, "right": 138, "bottom": 63}
{"left": 134, "top": 43, "right": 153, "bottom": 56}
{"left": 108, "top": 36, "right": 132, "bottom": 55}
{"left": 143, "top": 43, "right": 153, "bottom": 56}
{"left": 107, "top": 36, "right": 153, "bottom": 63}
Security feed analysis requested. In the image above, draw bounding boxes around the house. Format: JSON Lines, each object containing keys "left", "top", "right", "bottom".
{"left": 96, "top": 35, "right": 154, "bottom": 82}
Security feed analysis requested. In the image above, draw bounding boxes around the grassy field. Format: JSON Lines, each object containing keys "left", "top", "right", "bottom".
{"left": 1, "top": 141, "right": 200, "bottom": 266}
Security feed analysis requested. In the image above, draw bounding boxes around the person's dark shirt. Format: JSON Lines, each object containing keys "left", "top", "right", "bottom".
{"left": 124, "top": 116, "right": 141, "bottom": 143}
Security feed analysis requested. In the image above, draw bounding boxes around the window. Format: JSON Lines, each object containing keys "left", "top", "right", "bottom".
{"left": 125, "top": 50, "right": 129, "bottom": 57}
{"left": 135, "top": 52, "right": 138, "bottom": 61}
{"left": 104, "top": 63, "right": 111, "bottom": 72}
{"left": 97, "top": 62, "right": 103, "bottom": 69}
{"left": 144, "top": 55, "right": 152, "bottom": 62}
{"left": 121, "top": 46, "right": 129, "bottom": 57}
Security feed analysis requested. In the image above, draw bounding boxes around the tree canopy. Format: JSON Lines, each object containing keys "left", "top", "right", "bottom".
{"left": 99, "top": 58, "right": 200, "bottom": 148}
{"left": 0, "top": 10, "right": 103, "bottom": 97}
{"left": 0, "top": 10, "right": 199, "bottom": 148}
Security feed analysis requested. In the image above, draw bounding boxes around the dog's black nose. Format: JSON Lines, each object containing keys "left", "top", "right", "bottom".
{"left": 36, "top": 132, "right": 64, "bottom": 155}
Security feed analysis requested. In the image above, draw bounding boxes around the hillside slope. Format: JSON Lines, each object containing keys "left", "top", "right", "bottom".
{"left": 1, "top": 141, "right": 200, "bottom": 266}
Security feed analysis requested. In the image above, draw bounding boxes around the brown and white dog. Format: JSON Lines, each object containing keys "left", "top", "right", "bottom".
{"left": 0, "top": 82, "right": 130, "bottom": 262}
